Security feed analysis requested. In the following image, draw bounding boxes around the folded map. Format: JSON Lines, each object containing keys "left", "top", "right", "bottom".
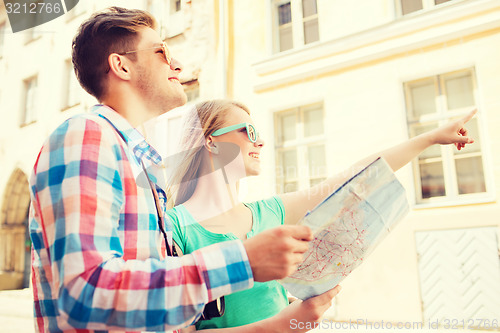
{"left": 281, "top": 157, "right": 409, "bottom": 300}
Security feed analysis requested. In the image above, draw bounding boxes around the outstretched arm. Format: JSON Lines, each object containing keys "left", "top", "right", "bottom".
{"left": 357, "top": 109, "right": 476, "bottom": 172}
{"left": 281, "top": 110, "right": 477, "bottom": 225}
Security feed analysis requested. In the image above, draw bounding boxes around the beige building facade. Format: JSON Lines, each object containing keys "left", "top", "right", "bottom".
{"left": 0, "top": 0, "right": 499, "bottom": 330}
{"left": 228, "top": 0, "right": 500, "bottom": 329}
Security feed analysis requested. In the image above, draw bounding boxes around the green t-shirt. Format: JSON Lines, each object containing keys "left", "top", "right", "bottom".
{"left": 167, "top": 196, "right": 289, "bottom": 329}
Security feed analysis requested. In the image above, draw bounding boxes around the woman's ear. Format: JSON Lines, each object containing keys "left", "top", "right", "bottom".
{"left": 204, "top": 136, "right": 219, "bottom": 154}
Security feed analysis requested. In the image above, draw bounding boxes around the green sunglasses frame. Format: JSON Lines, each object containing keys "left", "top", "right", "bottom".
{"left": 212, "top": 123, "right": 259, "bottom": 143}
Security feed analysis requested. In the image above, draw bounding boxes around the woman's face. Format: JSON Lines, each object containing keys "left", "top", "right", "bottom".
{"left": 211, "top": 106, "right": 265, "bottom": 177}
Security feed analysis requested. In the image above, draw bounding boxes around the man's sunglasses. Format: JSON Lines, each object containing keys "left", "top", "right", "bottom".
{"left": 212, "top": 123, "right": 259, "bottom": 143}
{"left": 118, "top": 41, "right": 172, "bottom": 66}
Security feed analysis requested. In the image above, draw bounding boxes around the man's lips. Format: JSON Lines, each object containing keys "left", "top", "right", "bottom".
{"left": 168, "top": 77, "right": 180, "bottom": 82}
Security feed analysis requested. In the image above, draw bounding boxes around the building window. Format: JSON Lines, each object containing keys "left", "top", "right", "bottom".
{"left": 171, "top": 0, "right": 182, "bottom": 13}
{"left": 404, "top": 69, "right": 487, "bottom": 204}
{"left": 415, "top": 227, "right": 500, "bottom": 324}
{"left": 275, "top": 103, "right": 326, "bottom": 193}
{"left": 25, "top": 25, "right": 42, "bottom": 44}
{"left": 62, "top": 59, "right": 80, "bottom": 110}
{"left": 0, "top": 23, "right": 5, "bottom": 59}
{"left": 21, "top": 76, "right": 38, "bottom": 126}
{"left": 277, "top": 1, "right": 293, "bottom": 52}
{"left": 149, "top": 0, "right": 185, "bottom": 38}
{"left": 142, "top": 107, "right": 184, "bottom": 161}
{"left": 25, "top": 1, "right": 44, "bottom": 44}
{"left": 302, "top": 0, "right": 319, "bottom": 45}
{"left": 272, "top": 0, "right": 319, "bottom": 53}
{"left": 400, "top": 0, "right": 454, "bottom": 15}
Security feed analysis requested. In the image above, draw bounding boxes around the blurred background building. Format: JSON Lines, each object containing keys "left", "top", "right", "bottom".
{"left": 0, "top": 0, "right": 499, "bottom": 331}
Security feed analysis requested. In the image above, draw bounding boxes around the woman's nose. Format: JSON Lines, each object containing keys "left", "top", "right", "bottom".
{"left": 254, "top": 136, "right": 264, "bottom": 147}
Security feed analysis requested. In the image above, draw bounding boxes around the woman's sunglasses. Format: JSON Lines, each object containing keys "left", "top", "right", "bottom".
{"left": 212, "top": 123, "right": 259, "bottom": 143}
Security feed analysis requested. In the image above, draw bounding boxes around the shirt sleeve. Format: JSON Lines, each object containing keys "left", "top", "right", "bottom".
{"left": 270, "top": 196, "right": 286, "bottom": 225}
{"left": 29, "top": 117, "right": 253, "bottom": 331}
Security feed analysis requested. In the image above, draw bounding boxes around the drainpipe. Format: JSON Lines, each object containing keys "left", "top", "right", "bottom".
{"left": 219, "top": 0, "right": 227, "bottom": 98}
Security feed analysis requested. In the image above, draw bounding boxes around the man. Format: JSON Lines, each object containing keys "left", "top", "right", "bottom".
{"left": 29, "top": 7, "right": 318, "bottom": 332}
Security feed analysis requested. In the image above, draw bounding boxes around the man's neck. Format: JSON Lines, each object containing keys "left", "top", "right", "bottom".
{"left": 101, "top": 92, "right": 161, "bottom": 128}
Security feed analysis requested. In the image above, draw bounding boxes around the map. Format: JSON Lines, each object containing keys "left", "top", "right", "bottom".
{"left": 281, "top": 158, "right": 409, "bottom": 300}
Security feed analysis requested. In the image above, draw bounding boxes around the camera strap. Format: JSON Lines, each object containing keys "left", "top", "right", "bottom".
{"left": 140, "top": 160, "right": 177, "bottom": 257}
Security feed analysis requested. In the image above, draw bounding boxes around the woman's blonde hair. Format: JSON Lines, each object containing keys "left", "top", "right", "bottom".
{"left": 166, "top": 100, "right": 250, "bottom": 207}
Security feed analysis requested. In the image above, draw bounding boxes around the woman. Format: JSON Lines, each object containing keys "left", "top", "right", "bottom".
{"left": 165, "top": 100, "right": 475, "bottom": 331}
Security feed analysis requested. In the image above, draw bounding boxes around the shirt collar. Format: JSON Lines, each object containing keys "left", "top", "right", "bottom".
{"left": 91, "top": 104, "right": 163, "bottom": 166}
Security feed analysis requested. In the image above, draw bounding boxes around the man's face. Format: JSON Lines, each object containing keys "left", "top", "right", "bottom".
{"left": 130, "top": 27, "right": 187, "bottom": 115}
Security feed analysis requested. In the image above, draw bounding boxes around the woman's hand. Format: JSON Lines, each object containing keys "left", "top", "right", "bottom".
{"left": 272, "top": 286, "right": 342, "bottom": 332}
{"left": 427, "top": 109, "right": 477, "bottom": 150}
{"left": 197, "top": 286, "right": 342, "bottom": 333}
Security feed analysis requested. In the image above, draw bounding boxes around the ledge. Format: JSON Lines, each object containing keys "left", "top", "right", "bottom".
{"left": 411, "top": 194, "right": 496, "bottom": 210}
{"left": 252, "top": 0, "right": 500, "bottom": 92}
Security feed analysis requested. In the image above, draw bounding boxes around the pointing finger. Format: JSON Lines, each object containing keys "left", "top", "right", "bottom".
{"left": 461, "top": 109, "right": 477, "bottom": 125}
{"left": 457, "top": 136, "right": 473, "bottom": 144}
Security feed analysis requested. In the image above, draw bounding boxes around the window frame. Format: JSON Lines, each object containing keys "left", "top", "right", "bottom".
{"left": 271, "top": 0, "right": 320, "bottom": 54}
{"left": 24, "top": 0, "right": 44, "bottom": 44}
{"left": 404, "top": 68, "right": 493, "bottom": 207}
{"left": 61, "top": 58, "right": 81, "bottom": 111}
{"left": 397, "top": 0, "right": 457, "bottom": 16}
{"left": 25, "top": 25, "right": 42, "bottom": 44}
{"left": 20, "top": 75, "right": 38, "bottom": 127}
{"left": 165, "top": 0, "right": 185, "bottom": 38}
{"left": 170, "top": 0, "right": 182, "bottom": 14}
{"left": 301, "top": 0, "right": 319, "bottom": 45}
{"left": 141, "top": 106, "right": 185, "bottom": 163}
{"left": 0, "top": 22, "right": 6, "bottom": 59}
{"left": 274, "top": 102, "right": 326, "bottom": 194}
{"left": 145, "top": 0, "right": 185, "bottom": 38}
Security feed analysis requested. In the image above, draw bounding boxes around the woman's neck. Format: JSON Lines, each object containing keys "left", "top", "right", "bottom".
{"left": 182, "top": 166, "right": 241, "bottom": 221}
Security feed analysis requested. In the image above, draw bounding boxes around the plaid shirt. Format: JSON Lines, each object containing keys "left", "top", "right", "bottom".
{"left": 29, "top": 105, "right": 253, "bottom": 332}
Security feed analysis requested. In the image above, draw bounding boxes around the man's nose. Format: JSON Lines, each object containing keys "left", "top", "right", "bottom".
{"left": 170, "top": 57, "right": 183, "bottom": 73}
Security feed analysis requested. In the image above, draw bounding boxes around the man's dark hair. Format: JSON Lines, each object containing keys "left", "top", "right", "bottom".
{"left": 72, "top": 7, "right": 157, "bottom": 100}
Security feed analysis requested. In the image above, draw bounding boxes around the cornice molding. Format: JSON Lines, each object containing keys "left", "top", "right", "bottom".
{"left": 252, "top": 0, "right": 500, "bottom": 92}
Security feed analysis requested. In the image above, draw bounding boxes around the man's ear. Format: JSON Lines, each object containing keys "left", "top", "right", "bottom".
{"left": 108, "top": 53, "right": 131, "bottom": 80}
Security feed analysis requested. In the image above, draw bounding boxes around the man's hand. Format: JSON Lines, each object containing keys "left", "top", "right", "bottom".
{"left": 243, "top": 225, "right": 313, "bottom": 282}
